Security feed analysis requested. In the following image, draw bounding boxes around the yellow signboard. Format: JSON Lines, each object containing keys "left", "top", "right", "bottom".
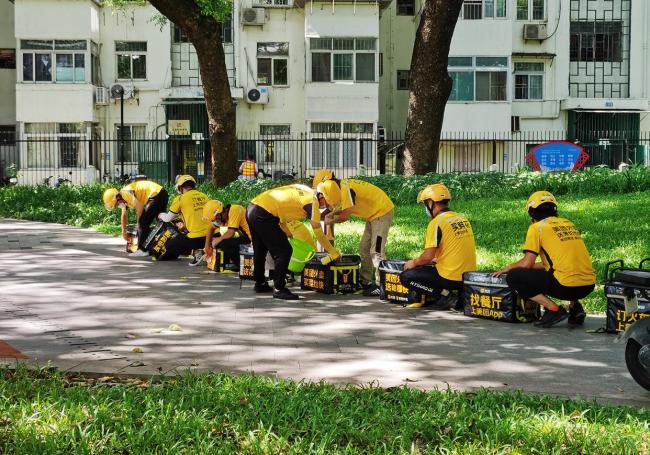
{"left": 168, "top": 120, "right": 191, "bottom": 136}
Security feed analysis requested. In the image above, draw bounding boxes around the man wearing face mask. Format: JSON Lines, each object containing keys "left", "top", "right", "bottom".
{"left": 400, "top": 184, "right": 476, "bottom": 309}
{"left": 201, "top": 199, "right": 252, "bottom": 270}
{"left": 102, "top": 180, "right": 168, "bottom": 257}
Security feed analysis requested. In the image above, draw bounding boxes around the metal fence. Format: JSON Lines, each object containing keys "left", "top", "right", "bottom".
{"left": 1, "top": 130, "right": 649, "bottom": 186}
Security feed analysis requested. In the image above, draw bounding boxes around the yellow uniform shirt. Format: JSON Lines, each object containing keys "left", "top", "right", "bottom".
{"left": 340, "top": 179, "right": 394, "bottom": 221}
{"left": 425, "top": 211, "right": 477, "bottom": 282}
{"left": 169, "top": 189, "right": 210, "bottom": 238}
{"left": 251, "top": 184, "right": 314, "bottom": 223}
{"left": 225, "top": 204, "right": 252, "bottom": 240}
{"left": 523, "top": 217, "right": 596, "bottom": 287}
{"left": 120, "top": 181, "right": 162, "bottom": 209}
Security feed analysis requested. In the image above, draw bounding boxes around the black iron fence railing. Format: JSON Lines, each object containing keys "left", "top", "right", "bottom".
{"left": 1, "top": 131, "right": 649, "bottom": 186}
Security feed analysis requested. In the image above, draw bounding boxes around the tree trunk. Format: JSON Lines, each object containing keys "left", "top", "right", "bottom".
{"left": 403, "top": 0, "right": 463, "bottom": 176}
{"left": 148, "top": 0, "right": 238, "bottom": 187}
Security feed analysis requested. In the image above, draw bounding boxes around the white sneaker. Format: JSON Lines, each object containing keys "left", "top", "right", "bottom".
{"left": 129, "top": 250, "right": 149, "bottom": 257}
{"left": 189, "top": 251, "right": 205, "bottom": 267}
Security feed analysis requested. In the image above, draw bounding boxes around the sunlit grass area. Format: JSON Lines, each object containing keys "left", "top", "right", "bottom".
{"left": 0, "top": 366, "right": 648, "bottom": 454}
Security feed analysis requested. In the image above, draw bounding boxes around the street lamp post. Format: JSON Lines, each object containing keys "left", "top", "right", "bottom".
{"left": 110, "top": 84, "right": 125, "bottom": 181}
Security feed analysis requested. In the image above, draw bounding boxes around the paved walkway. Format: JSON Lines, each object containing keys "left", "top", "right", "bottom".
{"left": 0, "top": 218, "right": 648, "bottom": 406}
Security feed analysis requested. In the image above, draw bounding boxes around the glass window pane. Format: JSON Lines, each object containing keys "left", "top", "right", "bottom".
{"left": 115, "top": 41, "right": 147, "bottom": 52}
{"left": 514, "top": 74, "right": 528, "bottom": 100}
{"left": 260, "top": 124, "right": 291, "bottom": 135}
{"left": 477, "top": 71, "right": 507, "bottom": 101}
{"left": 514, "top": 62, "right": 544, "bottom": 72}
{"left": 529, "top": 74, "right": 543, "bottom": 99}
{"left": 476, "top": 57, "right": 508, "bottom": 67}
{"left": 117, "top": 54, "right": 131, "bottom": 79}
{"left": 342, "top": 141, "right": 356, "bottom": 167}
{"left": 355, "top": 38, "right": 376, "bottom": 51}
{"left": 333, "top": 38, "right": 354, "bottom": 50}
{"left": 484, "top": 0, "right": 494, "bottom": 18}
{"left": 54, "top": 40, "right": 87, "bottom": 50}
{"left": 35, "top": 53, "right": 52, "bottom": 81}
{"left": 355, "top": 53, "right": 375, "bottom": 82}
{"left": 257, "top": 58, "right": 272, "bottom": 85}
{"left": 21, "top": 40, "right": 53, "bottom": 50}
{"left": 333, "top": 53, "right": 353, "bottom": 80}
{"left": 312, "top": 140, "right": 324, "bottom": 168}
{"left": 257, "top": 42, "right": 289, "bottom": 56}
{"left": 311, "top": 53, "right": 331, "bottom": 82}
{"left": 325, "top": 141, "right": 338, "bottom": 167}
{"left": 344, "top": 123, "right": 373, "bottom": 134}
{"left": 310, "top": 38, "right": 332, "bottom": 50}
{"left": 516, "top": 0, "right": 528, "bottom": 20}
{"left": 449, "top": 71, "right": 474, "bottom": 101}
{"left": 311, "top": 123, "right": 340, "bottom": 134}
{"left": 496, "top": 0, "right": 506, "bottom": 17}
{"left": 532, "top": 0, "right": 544, "bottom": 20}
{"left": 132, "top": 54, "right": 146, "bottom": 79}
{"left": 56, "top": 54, "right": 73, "bottom": 82}
{"left": 74, "top": 54, "right": 85, "bottom": 82}
{"left": 273, "top": 58, "right": 288, "bottom": 85}
{"left": 23, "top": 53, "right": 34, "bottom": 81}
{"left": 448, "top": 57, "right": 473, "bottom": 67}
{"left": 361, "top": 140, "right": 374, "bottom": 167}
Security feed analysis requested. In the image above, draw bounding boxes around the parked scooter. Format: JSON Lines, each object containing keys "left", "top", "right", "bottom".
{"left": 619, "top": 317, "right": 650, "bottom": 391}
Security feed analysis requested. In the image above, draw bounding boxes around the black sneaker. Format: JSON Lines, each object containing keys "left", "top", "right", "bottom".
{"left": 568, "top": 300, "right": 586, "bottom": 326}
{"left": 188, "top": 250, "right": 205, "bottom": 267}
{"left": 273, "top": 288, "right": 300, "bottom": 300}
{"left": 430, "top": 290, "right": 459, "bottom": 311}
{"left": 533, "top": 307, "right": 569, "bottom": 328}
{"left": 224, "top": 263, "right": 238, "bottom": 272}
{"left": 362, "top": 283, "right": 382, "bottom": 297}
{"left": 254, "top": 282, "right": 273, "bottom": 293}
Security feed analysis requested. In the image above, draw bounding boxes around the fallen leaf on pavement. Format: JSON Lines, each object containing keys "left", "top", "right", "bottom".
{"left": 168, "top": 324, "right": 183, "bottom": 332}
{"left": 125, "top": 333, "right": 137, "bottom": 339}
{"left": 132, "top": 347, "right": 143, "bottom": 353}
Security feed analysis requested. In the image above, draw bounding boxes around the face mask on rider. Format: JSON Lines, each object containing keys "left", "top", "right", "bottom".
{"left": 424, "top": 202, "right": 433, "bottom": 217}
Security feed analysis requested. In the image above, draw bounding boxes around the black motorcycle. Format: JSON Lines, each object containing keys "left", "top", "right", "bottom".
{"left": 619, "top": 317, "right": 650, "bottom": 391}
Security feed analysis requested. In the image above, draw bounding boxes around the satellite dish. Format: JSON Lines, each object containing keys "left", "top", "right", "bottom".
{"left": 110, "top": 84, "right": 125, "bottom": 99}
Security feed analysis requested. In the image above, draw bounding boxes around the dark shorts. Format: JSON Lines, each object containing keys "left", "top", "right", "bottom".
{"left": 399, "top": 265, "right": 462, "bottom": 297}
{"left": 506, "top": 268, "right": 595, "bottom": 300}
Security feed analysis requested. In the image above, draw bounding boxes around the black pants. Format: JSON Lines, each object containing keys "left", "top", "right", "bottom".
{"left": 400, "top": 265, "right": 462, "bottom": 297}
{"left": 247, "top": 204, "right": 291, "bottom": 290}
{"left": 218, "top": 235, "right": 250, "bottom": 267}
{"left": 506, "top": 268, "right": 594, "bottom": 300}
{"left": 137, "top": 189, "right": 169, "bottom": 251}
{"left": 165, "top": 234, "right": 206, "bottom": 257}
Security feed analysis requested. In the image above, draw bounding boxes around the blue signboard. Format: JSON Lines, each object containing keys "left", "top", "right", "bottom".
{"left": 526, "top": 141, "right": 589, "bottom": 172}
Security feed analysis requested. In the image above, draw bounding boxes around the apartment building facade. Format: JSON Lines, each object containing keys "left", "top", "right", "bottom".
{"left": 379, "top": 0, "right": 650, "bottom": 171}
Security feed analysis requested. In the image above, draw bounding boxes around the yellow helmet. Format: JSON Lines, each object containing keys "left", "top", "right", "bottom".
{"left": 312, "top": 169, "right": 334, "bottom": 188}
{"left": 202, "top": 200, "right": 224, "bottom": 222}
{"left": 102, "top": 188, "right": 120, "bottom": 210}
{"left": 316, "top": 180, "right": 341, "bottom": 207}
{"left": 417, "top": 183, "right": 451, "bottom": 204}
{"left": 526, "top": 191, "right": 557, "bottom": 212}
{"left": 175, "top": 174, "right": 196, "bottom": 192}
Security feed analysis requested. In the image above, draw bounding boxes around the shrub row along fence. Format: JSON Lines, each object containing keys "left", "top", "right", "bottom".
{"left": 1, "top": 130, "right": 649, "bottom": 186}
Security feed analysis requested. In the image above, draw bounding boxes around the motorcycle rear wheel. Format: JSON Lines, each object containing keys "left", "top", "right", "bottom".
{"left": 625, "top": 339, "right": 650, "bottom": 391}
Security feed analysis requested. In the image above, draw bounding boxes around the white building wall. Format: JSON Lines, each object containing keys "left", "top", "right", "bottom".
{"left": 0, "top": 0, "right": 16, "bottom": 126}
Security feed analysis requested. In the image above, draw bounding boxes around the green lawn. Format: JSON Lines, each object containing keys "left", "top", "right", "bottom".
{"left": 1, "top": 367, "right": 648, "bottom": 454}
{"left": 334, "top": 192, "right": 650, "bottom": 313}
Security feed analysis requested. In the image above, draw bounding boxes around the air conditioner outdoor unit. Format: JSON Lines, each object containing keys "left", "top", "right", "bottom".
{"left": 246, "top": 87, "right": 269, "bottom": 104}
{"left": 523, "top": 23, "right": 547, "bottom": 40}
{"left": 241, "top": 7, "right": 265, "bottom": 25}
{"left": 110, "top": 83, "right": 138, "bottom": 100}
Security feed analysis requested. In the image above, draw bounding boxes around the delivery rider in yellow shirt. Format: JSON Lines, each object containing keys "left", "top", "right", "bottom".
{"left": 401, "top": 184, "right": 477, "bottom": 309}
{"left": 315, "top": 178, "right": 394, "bottom": 297}
{"left": 156, "top": 175, "right": 210, "bottom": 264}
{"left": 247, "top": 183, "right": 317, "bottom": 300}
{"left": 493, "top": 191, "right": 595, "bottom": 328}
{"left": 201, "top": 200, "right": 252, "bottom": 270}
{"left": 102, "top": 180, "right": 169, "bottom": 256}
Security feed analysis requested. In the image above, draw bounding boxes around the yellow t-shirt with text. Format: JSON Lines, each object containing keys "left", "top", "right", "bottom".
{"left": 251, "top": 184, "right": 313, "bottom": 223}
{"left": 169, "top": 189, "right": 210, "bottom": 238}
{"left": 523, "top": 217, "right": 596, "bottom": 287}
{"left": 425, "top": 211, "right": 477, "bottom": 282}
{"left": 119, "top": 181, "right": 162, "bottom": 209}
